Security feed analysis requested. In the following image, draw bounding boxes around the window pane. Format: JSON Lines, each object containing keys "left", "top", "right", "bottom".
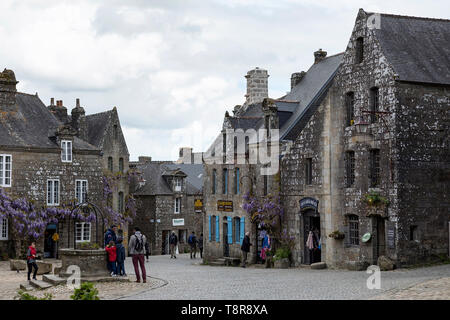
{"left": 67, "top": 141, "right": 72, "bottom": 161}
{"left": 61, "top": 141, "right": 67, "bottom": 161}
{"left": 54, "top": 181, "right": 59, "bottom": 205}
{"left": 0, "top": 156, "right": 3, "bottom": 185}
{"left": 47, "top": 181, "right": 52, "bottom": 204}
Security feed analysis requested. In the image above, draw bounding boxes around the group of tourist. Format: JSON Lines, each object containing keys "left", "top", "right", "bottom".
{"left": 104, "top": 225, "right": 148, "bottom": 283}
{"left": 169, "top": 231, "right": 204, "bottom": 259}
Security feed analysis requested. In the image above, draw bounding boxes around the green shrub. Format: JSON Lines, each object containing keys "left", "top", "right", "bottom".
{"left": 15, "top": 290, "right": 53, "bottom": 300}
{"left": 79, "top": 242, "right": 100, "bottom": 250}
{"left": 273, "top": 247, "right": 290, "bottom": 261}
{"left": 70, "top": 282, "right": 100, "bottom": 300}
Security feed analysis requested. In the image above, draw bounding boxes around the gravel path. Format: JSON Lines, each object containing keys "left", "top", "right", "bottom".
{"left": 121, "top": 254, "right": 450, "bottom": 300}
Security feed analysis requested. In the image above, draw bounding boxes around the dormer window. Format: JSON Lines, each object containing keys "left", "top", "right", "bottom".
{"left": 61, "top": 140, "right": 72, "bottom": 163}
{"left": 174, "top": 178, "right": 182, "bottom": 192}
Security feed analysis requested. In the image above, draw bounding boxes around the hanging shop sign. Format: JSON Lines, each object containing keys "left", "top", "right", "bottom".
{"left": 217, "top": 200, "right": 233, "bottom": 212}
{"left": 362, "top": 233, "right": 371, "bottom": 243}
{"left": 172, "top": 218, "right": 185, "bottom": 226}
{"left": 299, "top": 197, "right": 319, "bottom": 212}
{"left": 194, "top": 199, "right": 203, "bottom": 213}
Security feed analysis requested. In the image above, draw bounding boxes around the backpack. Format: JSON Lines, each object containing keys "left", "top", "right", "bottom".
{"left": 188, "top": 234, "right": 193, "bottom": 244}
{"left": 134, "top": 234, "right": 144, "bottom": 252}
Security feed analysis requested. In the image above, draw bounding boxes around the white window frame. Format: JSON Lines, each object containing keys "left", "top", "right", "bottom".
{"left": 174, "top": 197, "right": 181, "bottom": 214}
{"left": 61, "top": 140, "right": 72, "bottom": 163}
{"left": 0, "top": 217, "right": 8, "bottom": 240}
{"left": 75, "top": 222, "right": 91, "bottom": 243}
{"left": 174, "top": 178, "right": 182, "bottom": 192}
{"left": 47, "top": 179, "right": 60, "bottom": 206}
{"left": 0, "top": 154, "right": 12, "bottom": 187}
{"left": 75, "top": 179, "right": 88, "bottom": 204}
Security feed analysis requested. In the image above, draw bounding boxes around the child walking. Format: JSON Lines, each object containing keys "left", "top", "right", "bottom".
{"left": 26, "top": 242, "right": 39, "bottom": 281}
{"left": 115, "top": 237, "right": 127, "bottom": 277}
{"left": 105, "top": 240, "right": 117, "bottom": 277}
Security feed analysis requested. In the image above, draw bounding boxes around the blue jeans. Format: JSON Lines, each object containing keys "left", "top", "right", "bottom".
{"left": 116, "top": 261, "right": 126, "bottom": 275}
{"left": 108, "top": 261, "right": 117, "bottom": 274}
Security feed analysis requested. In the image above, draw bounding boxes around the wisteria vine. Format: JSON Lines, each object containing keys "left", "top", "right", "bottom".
{"left": 242, "top": 192, "right": 284, "bottom": 236}
{"left": 0, "top": 170, "right": 139, "bottom": 241}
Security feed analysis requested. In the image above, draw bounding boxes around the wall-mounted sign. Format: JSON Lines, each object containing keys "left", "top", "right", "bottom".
{"left": 217, "top": 200, "right": 233, "bottom": 212}
{"left": 386, "top": 222, "right": 395, "bottom": 249}
{"left": 299, "top": 197, "right": 319, "bottom": 212}
{"left": 173, "top": 218, "right": 184, "bottom": 226}
{"left": 194, "top": 199, "right": 203, "bottom": 213}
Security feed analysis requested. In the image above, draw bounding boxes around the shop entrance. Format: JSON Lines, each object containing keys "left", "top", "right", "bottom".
{"left": 162, "top": 230, "right": 169, "bottom": 255}
{"left": 44, "top": 224, "right": 57, "bottom": 258}
{"left": 303, "top": 210, "right": 321, "bottom": 265}
{"left": 374, "top": 216, "right": 386, "bottom": 264}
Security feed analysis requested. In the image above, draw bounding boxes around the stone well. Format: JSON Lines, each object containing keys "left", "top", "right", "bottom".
{"left": 58, "top": 248, "right": 110, "bottom": 280}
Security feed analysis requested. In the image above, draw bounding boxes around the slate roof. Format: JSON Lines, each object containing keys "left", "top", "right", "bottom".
{"left": 133, "top": 162, "right": 204, "bottom": 196}
{"left": 0, "top": 93, "right": 98, "bottom": 151}
{"left": 279, "top": 53, "right": 343, "bottom": 140}
{"left": 372, "top": 12, "right": 450, "bottom": 85}
{"left": 85, "top": 110, "right": 114, "bottom": 148}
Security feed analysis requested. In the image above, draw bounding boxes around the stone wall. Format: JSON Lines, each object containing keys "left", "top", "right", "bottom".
{"left": 394, "top": 82, "right": 450, "bottom": 265}
{"left": 0, "top": 148, "right": 103, "bottom": 256}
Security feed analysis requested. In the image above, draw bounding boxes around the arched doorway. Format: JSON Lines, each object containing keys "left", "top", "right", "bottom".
{"left": 300, "top": 197, "right": 321, "bottom": 265}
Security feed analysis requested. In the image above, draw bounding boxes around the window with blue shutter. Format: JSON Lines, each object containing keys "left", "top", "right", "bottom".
{"left": 240, "top": 216, "right": 245, "bottom": 245}
{"left": 208, "top": 215, "right": 212, "bottom": 241}
{"left": 215, "top": 215, "right": 220, "bottom": 242}
{"left": 227, "top": 216, "right": 233, "bottom": 244}
{"left": 235, "top": 217, "right": 240, "bottom": 243}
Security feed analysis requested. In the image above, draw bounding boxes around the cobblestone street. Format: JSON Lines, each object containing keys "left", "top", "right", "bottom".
{"left": 121, "top": 254, "right": 450, "bottom": 300}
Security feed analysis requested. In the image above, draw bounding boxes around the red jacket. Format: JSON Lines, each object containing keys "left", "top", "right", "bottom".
{"left": 27, "top": 246, "right": 36, "bottom": 261}
{"left": 105, "top": 246, "right": 117, "bottom": 262}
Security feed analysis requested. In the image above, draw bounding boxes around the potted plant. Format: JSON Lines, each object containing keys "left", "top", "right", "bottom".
{"left": 273, "top": 247, "right": 290, "bottom": 268}
{"left": 363, "top": 191, "right": 390, "bottom": 207}
{"left": 328, "top": 230, "right": 345, "bottom": 240}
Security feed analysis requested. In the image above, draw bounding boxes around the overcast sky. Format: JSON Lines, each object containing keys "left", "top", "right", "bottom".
{"left": 1, "top": 0, "right": 448, "bottom": 160}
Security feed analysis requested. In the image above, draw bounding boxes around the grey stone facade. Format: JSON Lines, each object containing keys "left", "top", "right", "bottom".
{"left": 130, "top": 159, "right": 203, "bottom": 255}
{"left": 281, "top": 9, "right": 450, "bottom": 269}
{"left": 0, "top": 69, "right": 130, "bottom": 258}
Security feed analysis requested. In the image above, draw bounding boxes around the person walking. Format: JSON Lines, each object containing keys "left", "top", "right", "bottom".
{"left": 198, "top": 233, "right": 204, "bottom": 259}
{"left": 129, "top": 227, "right": 147, "bottom": 283}
{"left": 169, "top": 231, "right": 178, "bottom": 259}
{"left": 188, "top": 231, "right": 197, "bottom": 259}
{"left": 105, "top": 240, "right": 117, "bottom": 277}
{"left": 241, "top": 232, "right": 252, "bottom": 268}
{"left": 26, "top": 242, "right": 38, "bottom": 281}
{"left": 116, "top": 237, "right": 127, "bottom": 277}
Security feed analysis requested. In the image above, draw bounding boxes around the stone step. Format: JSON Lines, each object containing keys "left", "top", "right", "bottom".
{"left": 310, "top": 262, "right": 327, "bottom": 270}
{"left": 29, "top": 279, "right": 53, "bottom": 290}
{"left": 19, "top": 283, "right": 34, "bottom": 291}
{"left": 209, "top": 260, "right": 226, "bottom": 266}
{"left": 42, "top": 274, "right": 66, "bottom": 285}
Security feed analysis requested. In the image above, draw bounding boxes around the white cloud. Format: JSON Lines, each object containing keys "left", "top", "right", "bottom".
{"left": 1, "top": 0, "right": 448, "bottom": 160}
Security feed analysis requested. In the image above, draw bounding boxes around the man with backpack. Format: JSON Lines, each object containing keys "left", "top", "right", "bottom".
{"left": 188, "top": 231, "right": 197, "bottom": 259}
{"left": 169, "top": 231, "right": 178, "bottom": 259}
{"left": 128, "top": 227, "right": 147, "bottom": 283}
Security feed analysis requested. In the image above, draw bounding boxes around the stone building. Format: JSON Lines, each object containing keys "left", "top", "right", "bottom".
{"left": 129, "top": 156, "right": 203, "bottom": 255}
{"left": 0, "top": 69, "right": 130, "bottom": 258}
{"left": 202, "top": 55, "right": 342, "bottom": 264}
{"left": 281, "top": 10, "right": 450, "bottom": 269}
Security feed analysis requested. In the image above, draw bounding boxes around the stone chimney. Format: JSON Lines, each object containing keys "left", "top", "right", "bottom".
{"left": 138, "top": 156, "right": 152, "bottom": 163}
{"left": 48, "top": 98, "right": 68, "bottom": 123}
{"left": 290, "top": 71, "right": 306, "bottom": 90}
{"left": 314, "top": 49, "right": 327, "bottom": 64}
{"left": 245, "top": 67, "right": 269, "bottom": 105}
{"left": 0, "top": 69, "right": 18, "bottom": 110}
{"left": 71, "top": 98, "right": 87, "bottom": 140}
